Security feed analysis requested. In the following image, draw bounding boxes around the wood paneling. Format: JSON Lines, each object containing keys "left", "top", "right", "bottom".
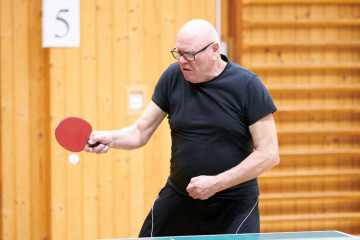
{"left": 2, "top": 0, "right": 359, "bottom": 239}
{"left": 48, "top": 1, "right": 216, "bottom": 238}
{"left": 1, "top": 0, "right": 50, "bottom": 239}
{"left": 0, "top": 0, "right": 216, "bottom": 239}
{"left": 227, "top": 0, "right": 360, "bottom": 235}
{"left": 1, "top": 0, "right": 216, "bottom": 239}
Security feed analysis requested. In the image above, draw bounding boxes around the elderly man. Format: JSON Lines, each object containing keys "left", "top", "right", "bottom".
{"left": 86, "top": 19, "right": 279, "bottom": 237}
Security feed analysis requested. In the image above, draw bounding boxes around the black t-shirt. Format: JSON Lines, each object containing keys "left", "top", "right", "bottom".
{"left": 152, "top": 55, "right": 277, "bottom": 199}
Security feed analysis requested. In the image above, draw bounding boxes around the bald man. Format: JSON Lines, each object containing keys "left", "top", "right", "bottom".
{"left": 85, "top": 19, "right": 279, "bottom": 237}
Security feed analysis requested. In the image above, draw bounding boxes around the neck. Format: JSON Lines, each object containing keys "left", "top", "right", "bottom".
{"left": 214, "top": 57, "right": 227, "bottom": 76}
{"left": 196, "top": 56, "right": 227, "bottom": 84}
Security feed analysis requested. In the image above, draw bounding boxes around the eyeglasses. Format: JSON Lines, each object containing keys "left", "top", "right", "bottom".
{"left": 171, "top": 42, "right": 214, "bottom": 61}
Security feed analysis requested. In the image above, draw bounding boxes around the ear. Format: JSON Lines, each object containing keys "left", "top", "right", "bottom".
{"left": 212, "top": 43, "right": 220, "bottom": 60}
{"left": 212, "top": 43, "right": 220, "bottom": 54}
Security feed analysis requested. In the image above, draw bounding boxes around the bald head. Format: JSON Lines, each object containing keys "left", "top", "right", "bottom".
{"left": 176, "top": 19, "right": 220, "bottom": 49}
{"left": 174, "top": 19, "right": 226, "bottom": 84}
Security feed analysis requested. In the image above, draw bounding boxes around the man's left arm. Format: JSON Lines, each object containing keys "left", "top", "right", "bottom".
{"left": 186, "top": 113, "right": 280, "bottom": 200}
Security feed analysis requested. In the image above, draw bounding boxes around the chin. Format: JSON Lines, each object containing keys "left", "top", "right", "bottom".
{"left": 184, "top": 76, "right": 198, "bottom": 83}
{"left": 183, "top": 73, "right": 193, "bottom": 82}
{"left": 183, "top": 72, "right": 203, "bottom": 83}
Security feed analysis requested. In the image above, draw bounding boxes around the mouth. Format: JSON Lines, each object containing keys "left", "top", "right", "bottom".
{"left": 181, "top": 67, "right": 191, "bottom": 72}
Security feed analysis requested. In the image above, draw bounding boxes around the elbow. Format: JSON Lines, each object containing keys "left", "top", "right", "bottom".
{"left": 270, "top": 149, "right": 280, "bottom": 167}
{"left": 133, "top": 121, "right": 151, "bottom": 148}
{"left": 138, "top": 135, "right": 150, "bottom": 148}
{"left": 259, "top": 148, "right": 279, "bottom": 169}
{"left": 255, "top": 148, "right": 280, "bottom": 170}
{"left": 126, "top": 136, "right": 148, "bottom": 150}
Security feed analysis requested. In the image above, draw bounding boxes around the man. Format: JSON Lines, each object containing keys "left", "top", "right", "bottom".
{"left": 85, "top": 19, "right": 279, "bottom": 237}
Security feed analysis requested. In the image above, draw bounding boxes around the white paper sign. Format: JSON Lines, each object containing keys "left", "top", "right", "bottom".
{"left": 42, "top": 0, "right": 80, "bottom": 47}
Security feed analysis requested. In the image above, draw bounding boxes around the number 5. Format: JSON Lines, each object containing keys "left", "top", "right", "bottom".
{"left": 55, "top": 9, "right": 70, "bottom": 38}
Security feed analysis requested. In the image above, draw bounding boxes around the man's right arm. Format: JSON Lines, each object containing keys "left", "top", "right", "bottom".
{"left": 85, "top": 101, "right": 167, "bottom": 153}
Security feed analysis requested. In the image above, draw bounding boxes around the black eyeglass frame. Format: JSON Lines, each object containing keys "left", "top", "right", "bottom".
{"left": 171, "top": 42, "right": 214, "bottom": 61}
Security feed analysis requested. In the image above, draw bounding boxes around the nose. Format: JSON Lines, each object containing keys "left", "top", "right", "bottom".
{"left": 179, "top": 55, "right": 188, "bottom": 63}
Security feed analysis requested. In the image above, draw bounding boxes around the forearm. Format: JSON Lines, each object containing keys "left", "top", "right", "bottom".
{"left": 214, "top": 149, "right": 279, "bottom": 192}
{"left": 108, "top": 127, "right": 141, "bottom": 150}
{"left": 86, "top": 101, "right": 166, "bottom": 154}
{"left": 109, "top": 118, "right": 153, "bottom": 150}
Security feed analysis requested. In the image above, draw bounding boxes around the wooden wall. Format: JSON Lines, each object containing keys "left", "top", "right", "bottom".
{"left": 226, "top": 0, "right": 360, "bottom": 235}
{"left": 1, "top": 0, "right": 359, "bottom": 239}
{"left": 1, "top": 0, "right": 216, "bottom": 239}
{"left": 1, "top": 0, "right": 50, "bottom": 239}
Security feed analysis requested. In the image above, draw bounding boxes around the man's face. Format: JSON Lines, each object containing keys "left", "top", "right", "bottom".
{"left": 175, "top": 40, "right": 214, "bottom": 84}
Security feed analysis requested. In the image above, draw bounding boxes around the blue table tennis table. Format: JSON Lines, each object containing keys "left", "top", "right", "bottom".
{"left": 104, "top": 231, "right": 359, "bottom": 240}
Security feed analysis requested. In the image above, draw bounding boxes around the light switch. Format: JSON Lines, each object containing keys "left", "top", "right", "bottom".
{"left": 126, "top": 85, "right": 147, "bottom": 115}
{"left": 129, "top": 92, "right": 143, "bottom": 110}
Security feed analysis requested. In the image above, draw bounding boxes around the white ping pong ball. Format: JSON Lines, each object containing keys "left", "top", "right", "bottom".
{"left": 68, "top": 154, "right": 79, "bottom": 165}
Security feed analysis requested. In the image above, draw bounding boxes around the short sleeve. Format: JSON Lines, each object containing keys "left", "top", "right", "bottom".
{"left": 151, "top": 66, "right": 172, "bottom": 113}
{"left": 244, "top": 75, "right": 277, "bottom": 126}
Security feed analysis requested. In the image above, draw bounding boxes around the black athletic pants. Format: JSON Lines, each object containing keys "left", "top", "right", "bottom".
{"left": 139, "top": 183, "right": 259, "bottom": 237}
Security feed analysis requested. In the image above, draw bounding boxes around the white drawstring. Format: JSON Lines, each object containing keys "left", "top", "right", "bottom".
{"left": 151, "top": 197, "right": 160, "bottom": 238}
{"left": 235, "top": 198, "right": 259, "bottom": 234}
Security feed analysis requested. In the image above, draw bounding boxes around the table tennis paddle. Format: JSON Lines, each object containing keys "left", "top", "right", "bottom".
{"left": 55, "top": 116, "right": 100, "bottom": 152}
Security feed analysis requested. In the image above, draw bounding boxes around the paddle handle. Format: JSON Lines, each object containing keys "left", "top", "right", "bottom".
{"left": 87, "top": 141, "right": 100, "bottom": 148}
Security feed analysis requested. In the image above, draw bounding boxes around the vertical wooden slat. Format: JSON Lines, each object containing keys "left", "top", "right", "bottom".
{"left": 50, "top": 48, "right": 66, "bottom": 240}
{"left": 0, "top": 0, "right": 2, "bottom": 234}
{"left": 96, "top": 0, "right": 115, "bottom": 237}
{"left": 1, "top": 0, "right": 15, "bottom": 238}
{"left": 228, "top": 0, "right": 243, "bottom": 64}
{"left": 13, "top": 0, "right": 31, "bottom": 238}
{"left": 205, "top": 0, "right": 217, "bottom": 24}
{"left": 28, "top": 0, "right": 51, "bottom": 238}
{"left": 80, "top": 0, "right": 99, "bottom": 238}
{"left": 220, "top": 0, "right": 230, "bottom": 57}
{"left": 112, "top": 0, "right": 131, "bottom": 237}
{"left": 175, "top": 0, "right": 190, "bottom": 32}
{"left": 65, "top": 46, "right": 83, "bottom": 240}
